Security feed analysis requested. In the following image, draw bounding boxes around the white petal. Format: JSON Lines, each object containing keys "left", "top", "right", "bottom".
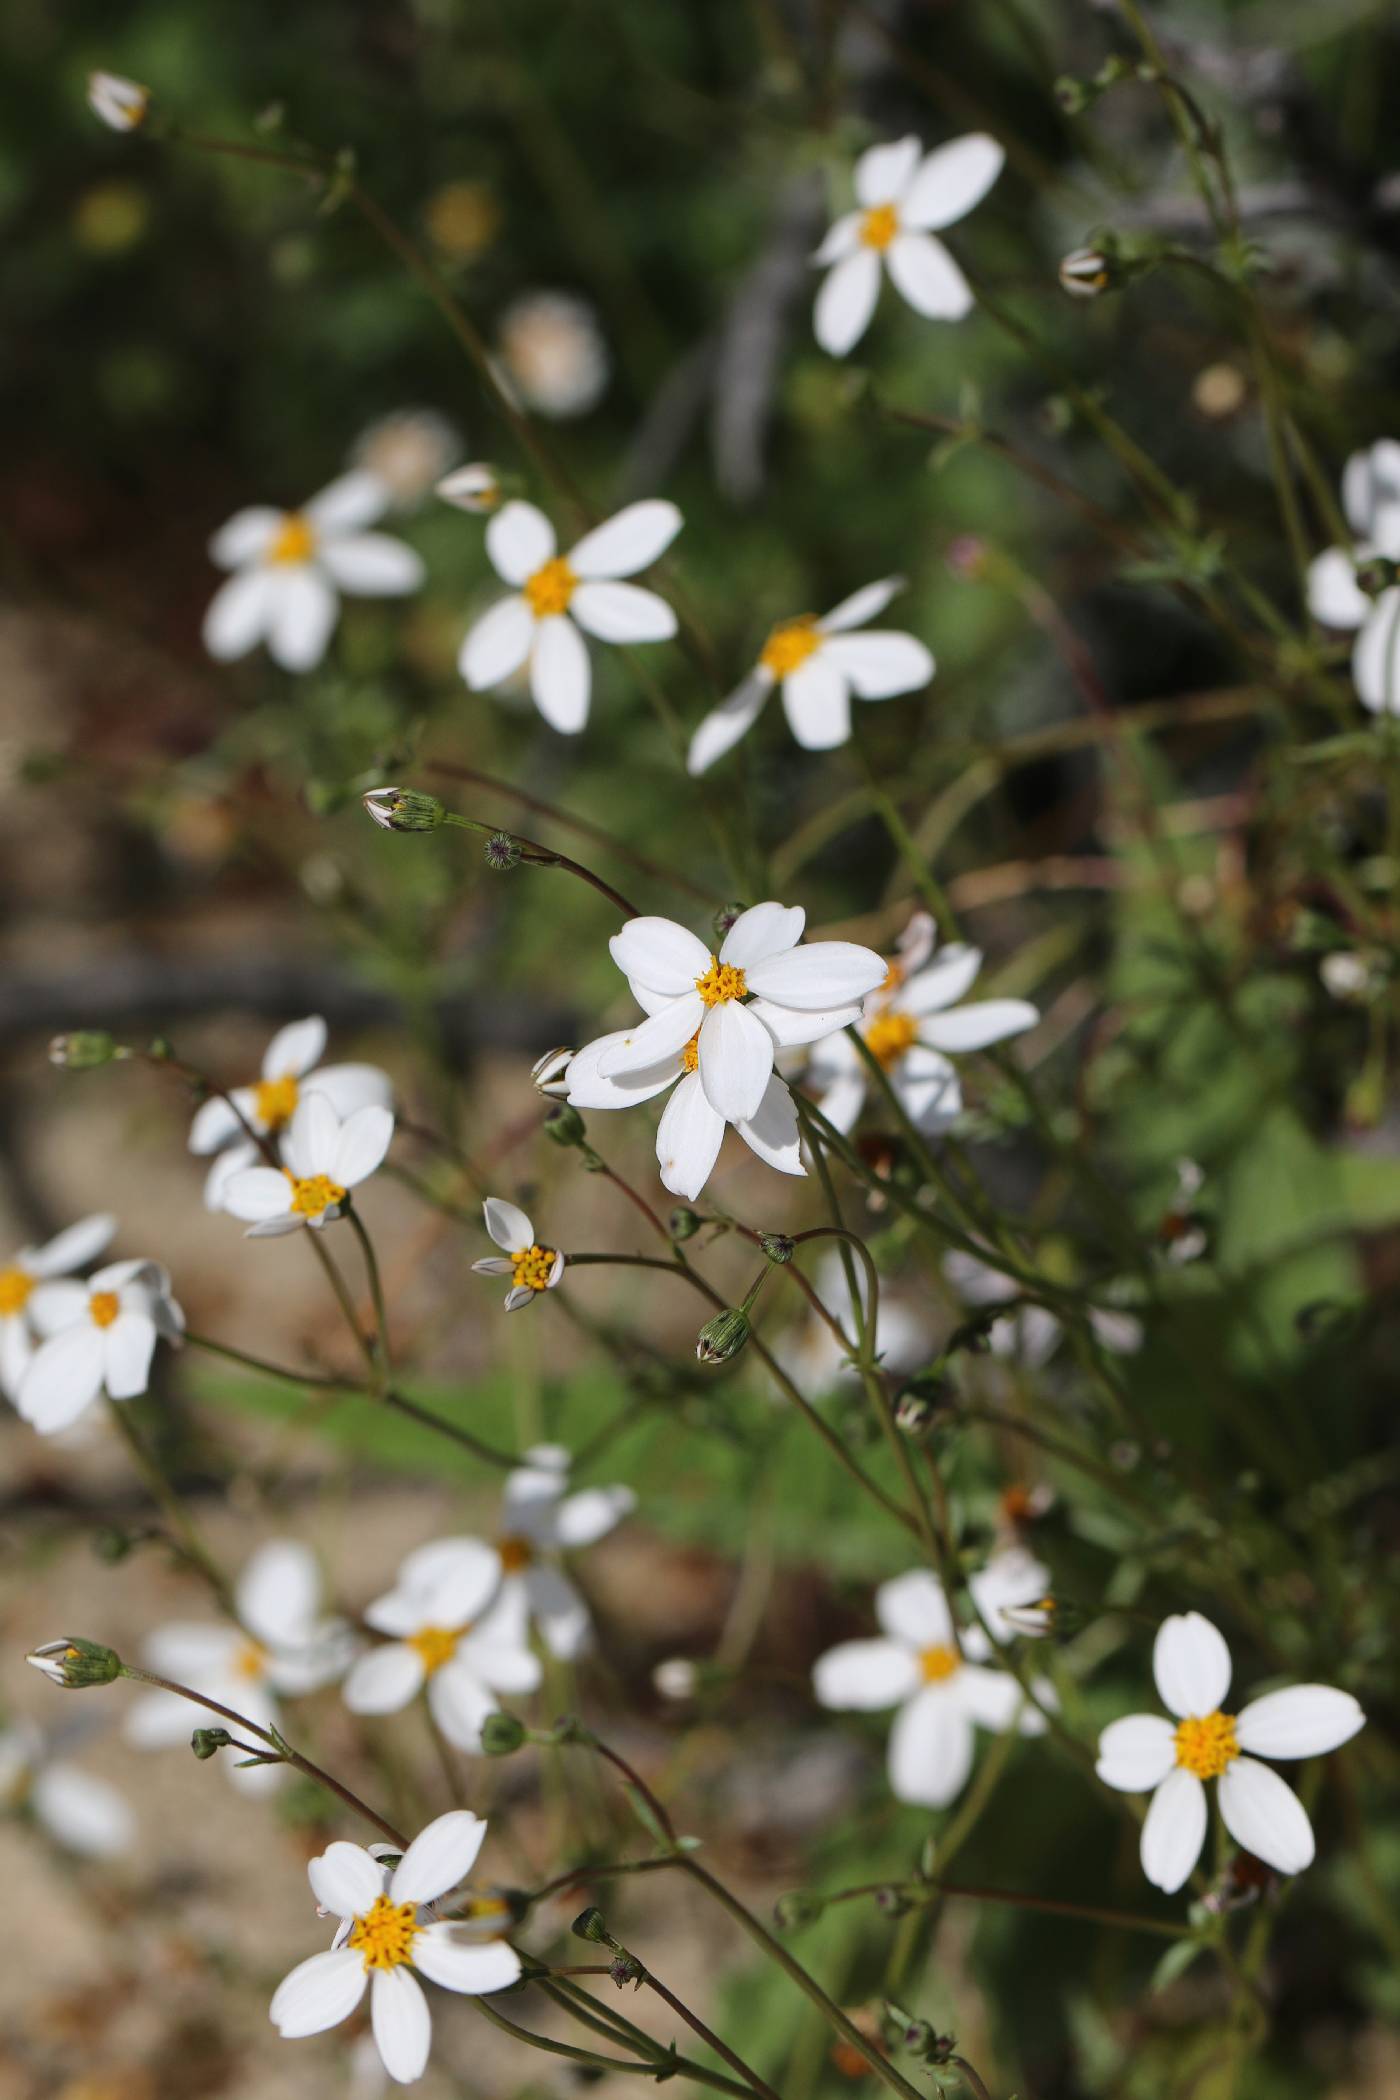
{"left": 598, "top": 994, "right": 706, "bottom": 1077}
{"left": 319, "top": 533, "right": 425, "bottom": 596}
{"left": 720, "top": 901, "right": 806, "bottom": 968}
{"left": 745, "top": 940, "right": 885, "bottom": 1011}
{"left": 1095, "top": 1713, "right": 1177, "bottom": 1793}
{"left": 237, "top": 1539, "right": 321, "bottom": 1646}
{"left": 188, "top": 1094, "right": 244, "bottom": 1154}
{"left": 525, "top": 1565, "right": 592, "bottom": 1658}
{"left": 124, "top": 1686, "right": 207, "bottom": 1750}
{"left": 919, "top": 999, "right": 1038, "bottom": 1052}
{"left": 303, "top": 1062, "right": 393, "bottom": 1116}
{"left": 390, "top": 1809, "right": 487, "bottom": 1905}
{"left": 484, "top": 1198, "right": 533, "bottom": 1253}
{"left": 901, "top": 946, "right": 983, "bottom": 1014}
{"left": 486, "top": 500, "right": 555, "bottom": 584}
{"left": 268, "top": 569, "right": 339, "bottom": 673}
{"left": 781, "top": 654, "right": 852, "bottom": 749}
{"left": 571, "top": 579, "right": 676, "bottom": 642}
{"left": 1342, "top": 440, "right": 1400, "bottom": 534}
{"left": 270, "top": 1948, "right": 367, "bottom": 2038}
{"left": 205, "top": 1143, "right": 259, "bottom": 1212}
{"left": 263, "top": 1016, "right": 328, "bottom": 1080}
{"left": 1352, "top": 591, "right": 1400, "bottom": 715}
{"left": 459, "top": 594, "right": 533, "bottom": 689}
{"left": 956, "top": 1664, "right": 1027, "bottom": 1734}
{"left": 894, "top": 1045, "right": 961, "bottom": 1131}
{"left": 736, "top": 1074, "right": 805, "bottom": 1177}
{"left": 413, "top": 1927, "right": 522, "bottom": 1996}
{"left": 610, "top": 916, "right": 712, "bottom": 993}
{"left": 343, "top": 1643, "right": 425, "bottom": 1714}
{"left": 473, "top": 1256, "right": 514, "bottom": 1279}
{"left": 141, "top": 1621, "right": 239, "bottom": 1681}
{"left": 0, "top": 1318, "right": 32, "bottom": 1401}
{"left": 885, "top": 232, "right": 973, "bottom": 320}
{"left": 816, "top": 1068, "right": 867, "bottom": 1136}
{"left": 372, "top": 1965, "right": 431, "bottom": 2085}
{"left": 569, "top": 500, "right": 682, "bottom": 580}
{"left": 813, "top": 1638, "right": 919, "bottom": 1711}
{"left": 25, "top": 1214, "right": 117, "bottom": 1279}
{"left": 900, "top": 134, "right": 1004, "bottom": 230}
{"left": 101, "top": 1312, "right": 156, "bottom": 1400}
{"left": 426, "top": 1665, "right": 497, "bottom": 1751}
{"left": 1140, "top": 1767, "right": 1207, "bottom": 1892}
{"left": 1234, "top": 1685, "right": 1365, "bottom": 1759}
{"left": 553, "top": 1483, "right": 636, "bottom": 1546}
{"left": 202, "top": 569, "right": 276, "bottom": 661}
{"left": 332, "top": 1104, "right": 394, "bottom": 1188}
{"left": 814, "top": 250, "right": 882, "bottom": 359}
{"left": 747, "top": 998, "right": 862, "bottom": 1048}
{"left": 223, "top": 1168, "right": 294, "bottom": 1223}
{"left": 209, "top": 507, "right": 281, "bottom": 568}
{"left": 888, "top": 1688, "right": 975, "bottom": 1807}
{"left": 698, "top": 998, "right": 773, "bottom": 1122}
{"left": 812, "top": 211, "right": 863, "bottom": 265}
{"left": 1306, "top": 546, "right": 1368, "bottom": 630}
{"left": 686, "top": 672, "right": 772, "bottom": 774}
{"left": 876, "top": 1570, "right": 952, "bottom": 1648}
{"left": 822, "top": 630, "right": 934, "bottom": 699}
{"left": 32, "top": 1763, "right": 135, "bottom": 1857}
{"left": 286, "top": 1092, "right": 340, "bottom": 1180}
{"left": 1217, "top": 1757, "right": 1315, "bottom": 1876}
{"left": 656, "top": 1070, "right": 725, "bottom": 1200}
{"left": 305, "top": 469, "right": 390, "bottom": 536}
{"left": 18, "top": 1326, "right": 105, "bottom": 1431}
{"left": 565, "top": 1030, "right": 680, "bottom": 1109}
{"left": 1152, "top": 1612, "right": 1232, "bottom": 1719}
{"left": 854, "top": 136, "right": 923, "bottom": 207}
{"left": 818, "top": 577, "right": 905, "bottom": 633}
{"left": 309, "top": 1840, "right": 388, "bottom": 1919}
{"left": 530, "top": 615, "right": 591, "bottom": 733}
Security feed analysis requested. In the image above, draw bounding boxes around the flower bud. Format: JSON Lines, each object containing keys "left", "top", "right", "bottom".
{"left": 87, "top": 71, "right": 150, "bottom": 132}
{"left": 1355, "top": 555, "right": 1400, "bottom": 599}
{"left": 362, "top": 787, "right": 446, "bottom": 833}
{"left": 191, "top": 1727, "right": 234, "bottom": 1759}
{"left": 1059, "top": 247, "right": 1114, "bottom": 299}
{"left": 543, "top": 1103, "right": 587, "bottom": 1148}
{"left": 484, "top": 831, "right": 521, "bottom": 871}
{"left": 695, "top": 1307, "right": 751, "bottom": 1365}
{"left": 668, "top": 1206, "right": 702, "bottom": 1242}
{"left": 531, "top": 1046, "right": 574, "bottom": 1097}
{"left": 48, "top": 1030, "right": 119, "bottom": 1070}
{"left": 873, "top": 1885, "right": 913, "bottom": 1916}
{"left": 92, "top": 1526, "right": 134, "bottom": 1565}
{"left": 436, "top": 463, "right": 504, "bottom": 514}
{"left": 893, "top": 1388, "right": 940, "bottom": 1438}
{"left": 571, "top": 1906, "right": 612, "bottom": 1945}
{"left": 652, "top": 1657, "right": 698, "bottom": 1700}
{"left": 759, "top": 1232, "right": 794, "bottom": 1265}
{"left": 1053, "top": 74, "right": 1089, "bottom": 114}
{"left": 26, "top": 1637, "right": 123, "bottom": 1689}
{"left": 773, "top": 1889, "right": 825, "bottom": 1930}
{"left": 480, "top": 1711, "right": 527, "bottom": 1757}
{"left": 712, "top": 902, "right": 746, "bottom": 943}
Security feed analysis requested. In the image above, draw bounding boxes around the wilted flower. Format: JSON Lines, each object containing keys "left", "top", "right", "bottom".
{"left": 496, "top": 291, "right": 609, "bottom": 419}
{"left": 1307, "top": 439, "right": 1400, "bottom": 714}
{"left": 17, "top": 1260, "right": 184, "bottom": 1435}
{"left": 471, "top": 1199, "right": 565, "bottom": 1311}
{"left": 223, "top": 1095, "right": 394, "bottom": 1237}
{"left": 0, "top": 1213, "right": 114, "bottom": 1403}
{"left": 87, "top": 71, "right": 149, "bottom": 132}
{"left": 188, "top": 1015, "right": 392, "bottom": 1211}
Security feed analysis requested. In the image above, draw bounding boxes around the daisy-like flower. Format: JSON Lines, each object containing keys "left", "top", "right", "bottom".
{"left": 813, "top": 1553, "right": 1054, "bottom": 1807}
{"left": 16, "top": 1259, "right": 183, "bottom": 1436}
{"left": 223, "top": 1095, "right": 394, "bottom": 1237}
{"left": 87, "top": 71, "right": 149, "bottom": 131}
{"left": 351, "top": 410, "right": 460, "bottom": 512}
{"left": 813, "top": 133, "right": 1004, "bottom": 358}
{"left": 471, "top": 1199, "right": 565, "bottom": 1312}
{"left": 458, "top": 499, "right": 681, "bottom": 734}
{"left": 0, "top": 1718, "right": 135, "bottom": 1858}
{"left": 0, "top": 1213, "right": 114, "bottom": 1402}
{"left": 1096, "top": 1611, "right": 1365, "bottom": 1894}
{"left": 125, "top": 1540, "right": 355, "bottom": 1794}
{"left": 270, "top": 1810, "right": 522, "bottom": 2086}
{"left": 806, "top": 915, "right": 1037, "bottom": 1137}
{"left": 1307, "top": 439, "right": 1400, "bottom": 714}
{"left": 565, "top": 902, "right": 886, "bottom": 1201}
{"left": 202, "top": 471, "right": 425, "bottom": 674}
{"left": 343, "top": 1540, "right": 541, "bottom": 1752}
{"left": 491, "top": 1444, "right": 635, "bottom": 1659}
{"left": 687, "top": 578, "right": 934, "bottom": 773}
{"left": 496, "top": 290, "right": 609, "bottom": 419}
{"left": 188, "top": 1015, "right": 392, "bottom": 1212}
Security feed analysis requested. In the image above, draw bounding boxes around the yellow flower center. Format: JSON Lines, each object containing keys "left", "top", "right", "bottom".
{"left": 860, "top": 203, "right": 900, "bottom": 251}
{"left": 523, "top": 556, "right": 577, "bottom": 618}
{"left": 347, "top": 1894, "right": 421, "bottom": 1971}
{"left": 511, "top": 1244, "right": 557, "bottom": 1291}
{"left": 232, "top": 1638, "right": 267, "bottom": 1682}
{"left": 498, "top": 1533, "right": 535, "bottom": 1573}
{"left": 0, "top": 1267, "right": 33, "bottom": 1317}
{"left": 287, "top": 1173, "right": 346, "bottom": 1219}
{"left": 407, "top": 1624, "right": 461, "bottom": 1675}
{"left": 919, "top": 1643, "right": 960, "bottom": 1684}
{"left": 864, "top": 1010, "right": 919, "bottom": 1069}
{"left": 695, "top": 957, "right": 748, "bottom": 1008}
{"left": 759, "top": 617, "right": 821, "bottom": 680}
{"left": 682, "top": 1031, "right": 701, "bottom": 1074}
{"left": 1174, "top": 1709, "right": 1239, "bottom": 1780}
{"left": 89, "top": 1290, "right": 120, "bottom": 1329}
{"left": 254, "top": 1073, "right": 300, "bottom": 1130}
{"left": 267, "top": 513, "right": 317, "bottom": 566}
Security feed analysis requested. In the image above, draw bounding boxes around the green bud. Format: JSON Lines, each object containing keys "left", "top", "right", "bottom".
{"left": 1355, "top": 555, "right": 1400, "bottom": 599}
{"left": 26, "top": 1636, "right": 123, "bottom": 1688}
{"left": 480, "top": 1711, "right": 527, "bottom": 1757}
{"left": 92, "top": 1526, "right": 134, "bottom": 1565}
{"left": 571, "top": 1906, "right": 612, "bottom": 1945}
{"left": 362, "top": 787, "right": 446, "bottom": 833}
{"left": 1053, "top": 74, "right": 1089, "bottom": 114}
{"left": 191, "top": 1727, "right": 233, "bottom": 1760}
{"left": 773, "top": 1889, "right": 825, "bottom": 1931}
{"left": 48, "top": 1031, "right": 119, "bottom": 1071}
{"left": 759, "top": 1232, "right": 794, "bottom": 1265}
{"left": 543, "top": 1103, "right": 587, "bottom": 1148}
{"left": 695, "top": 1307, "right": 751, "bottom": 1365}
{"left": 668, "top": 1206, "right": 702, "bottom": 1242}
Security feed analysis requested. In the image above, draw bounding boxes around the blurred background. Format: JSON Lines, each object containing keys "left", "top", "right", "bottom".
{"left": 3, "top": 1, "right": 1400, "bottom": 2096}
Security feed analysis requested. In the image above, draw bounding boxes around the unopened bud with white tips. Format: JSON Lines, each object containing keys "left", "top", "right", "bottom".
{"left": 362, "top": 787, "right": 446, "bottom": 833}
{"left": 87, "top": 71, "right": 150, "bottom": 133}
{"left": 531, "top": 1047, "right": 574, "bottom": 1097}
{"left": 27, "top": 1637, "right": 123, "bottom": 1689}
{"left": 436, "top": 463, "right": 504, "bottom": 514}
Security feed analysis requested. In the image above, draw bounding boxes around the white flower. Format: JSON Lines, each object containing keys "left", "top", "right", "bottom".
{"left": 125, "top": 1540, "right": 355, "bottom": 1794}
{"left": 1096, "top": 1611, "right": 1365, "bottom": 1894}
{"left": 351, "top": 410, "right": 460, "bottom": 512}
{"left": 188, "top": 1015, "right": 393, "bottom": 1212}
{"left": 1306, "top": 439, "right": 1400, "bottom": 714}
{"left": 491, "top": 1444, "right": 635, "bottom": 1659}
{"left": 0, "top": 1213, "right": 114, "bottom": 1403}
{"left": 943, "top": 1250, "right": 1142, "bottom": 1364}
{"left": 1320, "top": 949, "right": 1380, "bottom": 1003}
{"left": 687, "top": 578, "right": 934, "bottom": 772}
{"left": 565, "top": 902, "right": 886, "bottom": 1200}
{"left": 342, "top": 1540, "right": 541, "bottom": 1752}
{"left": 270, "top": 1810, "right": 522, "bottom": 2085}
{"left": 777, "top": 1250, "right": 930, "bottom": 1394}
{"left": 806, "top": 916, "right": 1037, "bottom": 1136}
{"left": 653, "top": 1658, "right": 698, "bottom": 1700}
{"left": 202, "top": 471, "right": 425, "bottom": 674}
{"left": 16, "top": 1259, "right": 184, "bottom": 1435}
{"left": 87, "top": 71, "right": 148, "bottom": 132}
{"left": 471, "top": 1200, "right": 565, "bottom": 1312}
{"left": 496, "top": 291, "right": 609, "bottom": 418}
{"left": 813, "top": 133, "right": 1004, "bottom": 358}
{"left": 1159, "top": 1159, "right": 1207, "bottom": 1266}
{"left": 0, "top": 1718, "right": 135, "bottom": 1857}
{"left": 459, "top": 499, "right": 681, "bottom": 734}
{"left": 223, "top": 1094, "right": 394, "bottom": 1237}
{"left": 813, "top": 1553, "right": 1054, "bottom": 1807}
{"left": 437, "top": 464, "right": 502, "bottom": 515}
